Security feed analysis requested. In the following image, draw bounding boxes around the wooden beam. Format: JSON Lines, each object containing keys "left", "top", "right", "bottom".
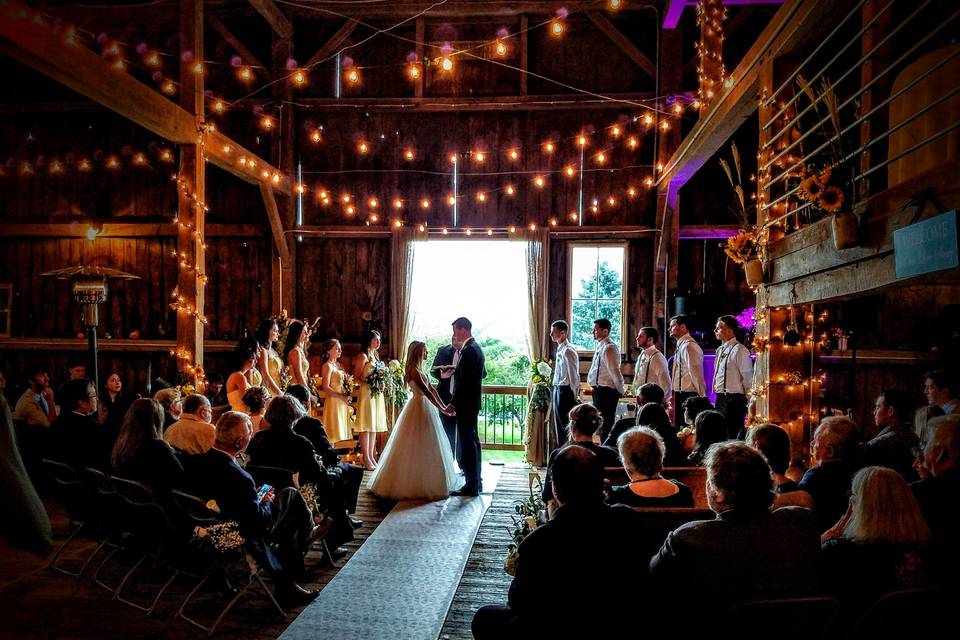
{"left": 209, "top": 15, "right": 271, "bottom": 78}
{"left": 0, "top": 223, "right": 265, "bottom": 238}
{"left": 0, "top": 5, "right": 290, "bottom": 195}
{"left": 247, "top": 0, "right": 293, "bottom": 38}
{"left": 280, "top": 1, "right": 658, "bottom": 18}
{"left": 238, "top": 93, "right": 654, "bottom": 112}
{"left": 177, "top": 0, "right": 205, "bottom": 381}
{"left": 305, "top": 19, "right": 359, "bottom": 69}
{"left": 260, "top": 183, "right": 291, "bottom": 262}
{"left": 658, "top": 0, "right": 841, "bottom": 189}
{"left": 586, "top": 12, "right": 656, "bottom": 78}
{"left": 519, "top": 15, "right": 529, "bottom": 96}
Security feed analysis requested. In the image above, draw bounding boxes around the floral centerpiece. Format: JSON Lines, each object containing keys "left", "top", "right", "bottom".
{"left": 504, "top": 475, "right": 546, "bottom": 575}
{"left": 719, "top": 144, "right": 764, "bottom": 285}
{"left": 365, "top": 361, "right": 389, "bottom": 397}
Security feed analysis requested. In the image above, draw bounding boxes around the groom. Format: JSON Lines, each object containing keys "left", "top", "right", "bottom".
{"left": 449, "top": 317, "right": 486, "bottom": 496}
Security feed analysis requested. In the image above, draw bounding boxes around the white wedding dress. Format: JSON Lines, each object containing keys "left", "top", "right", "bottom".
{"left": 367, "top": 375, "right": 463, "bottom": 500}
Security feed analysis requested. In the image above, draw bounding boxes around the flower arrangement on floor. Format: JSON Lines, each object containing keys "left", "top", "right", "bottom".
{"left": 504, "top": 475, "right": 546, "bottom": 576}
{"left": 366, "top": 361, "right": 388, "bottom": 396}
{"left": 526, "top": 359, "right": 552, "bottom": 428}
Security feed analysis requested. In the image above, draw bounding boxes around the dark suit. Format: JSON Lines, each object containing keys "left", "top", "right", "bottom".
{"left": 472, "top": 503, "right": 658, "bottom": 637}
{"left": 650, "top": 507, "right": 822, "bottom": 616}
{"left": 912, "top": 467, "right": 960, "bottom": 583}
{"left": 431, "top": 343, "right": 459, "bottom": 457}
{"left": 451, "top": 338, "right": 486, "bottom": 493}
{"left": 295, "top": 415, "right": 363, "bottom": 514}
{"left": 864, "top": 423, "right": 919, "bottom": 480}
{"left": 247, "top": 425, "right": 355, "bottom": 549}
{"left": 49, "top": 411, "right": 113, "bottom": 472}
{"left": 181, "top": 449, "right": 314, "bottom": 580}
{"left": 541, "top": 442, "right": 621, "bottom": 503}
{"left": 798, "top": 458, "right": 859, "bottom": 531}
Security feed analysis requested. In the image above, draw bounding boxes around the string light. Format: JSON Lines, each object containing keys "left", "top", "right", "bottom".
{"left": 368, "top": 197, "right": 378, "bottom": 209}
{"left": 346, "top": 68, "right": 360, "bottom": 84}
{"left": 533, "top": 175, "right": 545, "bottom": 188}
{"left": 465, "top": 228, "right": 473, "bottom": 236}
{"left": 508, "top": 149, "right": 520, "bottom": 161}
{"left": 565, "top": 165, "right": 576, "bottom": 177}
{"left": 544, "top": 142, "right": 555, "bottom": 154}
{"left": 162, "top": 80, "right": 176, "bottom": 95}
{"left": 358, "top": 141, "right": 369, "bottom": 154}
{"left": 407, "top": 64, "right": 420, "bottom": 80}
{"left": 393, "top": 198, "right": 403, "bottom": 209}
{"left": 550, "top": 20, "right": 565, "bottom": 37}
{"left": 474, "top": 151, "right": 485, "bottom": 163}
{"left": 421, "top": 198, "right": 431, "bottom": 209}
{"left": 292, "top": 69, "right": 307, "bottom": 86}
{"left": 311, "top": 130, "right": 322, "bottom": 144}
{"left": 238, "top": 65, "right": 254, "bottom": 83}
{"left": 440, "top": 57, "right": 454, "bottom": 72}
{"left": 611, "top": 125, "right": 621, "bottom": 137}
{"left": 260, "top": 115, "right": 274, "bottom": 130}
{"left": 608, "top": 0, "right": 622, "bottom": 10}
{"left": 404, "top": 149, "right": 415, "bottom": 160}
{"left": 211, "top": 98, "right": 226, "bottom": 114}
{"left": 596, "top": 152, "right": 607, "bottom": 164}
{"left": 505, "top": 184, "right": 515, "bottom": 196}
{"left": 627, "top": 136, "right": 638, "bottom": 149}
{"left": 495, "top": 40, "right": 507, "bottom": 57}
{"left": 577, "top": 135, "right": 588, "bottom": 147}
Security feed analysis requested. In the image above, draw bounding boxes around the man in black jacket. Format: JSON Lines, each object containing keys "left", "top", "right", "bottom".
{"left": 431, "top": 337, "right": 461, "bottom": 457}
{"left": 49, "top": 378, "right": 112, "bottom": 472}
{"left": 449, "top": 317, "right": 486, "bottom": 496}
{"left": 472, "top": 446, "right": 655, "bottom": 637}
{"left": 181, "top": 411, "right": 322, "bottom": 607}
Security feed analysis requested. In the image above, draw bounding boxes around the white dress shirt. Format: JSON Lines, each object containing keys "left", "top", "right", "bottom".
{"left": 587, "top": 337, "right": 625, "bottom": 394}
{"left": 712, "top": 338, "right": 754, "bottom": 395}
{"left": 672, "top": 334, "right": 705, "bottom": 395}
{"left": 552, "top": 340, "right": 580, "bottom": 396}
{"left": 634, "top": 345, "right": 671, "bottom": 396}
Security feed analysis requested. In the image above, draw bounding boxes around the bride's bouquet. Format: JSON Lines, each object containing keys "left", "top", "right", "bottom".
{"left": 366, "top": 361, "right": 388, "bottom": 397}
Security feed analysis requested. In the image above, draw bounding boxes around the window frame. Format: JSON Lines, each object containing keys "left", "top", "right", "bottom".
{"left": 566, "top": 242, "right": 629, "bottom": 356}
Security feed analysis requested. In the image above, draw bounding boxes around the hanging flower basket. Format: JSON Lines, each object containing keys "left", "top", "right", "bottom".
{"left": 832, "top": 211, "right": 859, "bottom": 249}
{"left": 743, "top": 258, "right": 765, "bottom": 286}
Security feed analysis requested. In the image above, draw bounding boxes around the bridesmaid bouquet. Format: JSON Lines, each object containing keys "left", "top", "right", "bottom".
{"left": 366, "top": 362, "right": 388, "bottom": 396}
{"left": 342, "top": 374, "right": 360, "bottom": 397}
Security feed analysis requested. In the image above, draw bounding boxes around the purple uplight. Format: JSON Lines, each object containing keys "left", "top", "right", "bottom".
{"left": 737, "top": 306, "right": 756, "bottom": 331}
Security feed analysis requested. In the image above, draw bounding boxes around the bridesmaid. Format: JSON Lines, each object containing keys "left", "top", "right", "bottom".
{"left": 319, "top": 339, "right": 355, "bottom": 451}
{"left": 283, "top": 320, "right": 312, "bottom": 388}
{"left": 354, "top": 330, "right": 388, "bottom": 470}
{"left": 255, "top": 318, "right": 283, "bottom": 397}
{"left": 226, "top": 337, "right": 262, "bottom": 412}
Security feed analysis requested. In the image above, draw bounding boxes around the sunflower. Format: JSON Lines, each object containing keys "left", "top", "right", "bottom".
{"left": 818, "top": 186, "right": 844, "bottom": 213}
{"left": 799, "top": 174, "right": 824, "bottom": 202}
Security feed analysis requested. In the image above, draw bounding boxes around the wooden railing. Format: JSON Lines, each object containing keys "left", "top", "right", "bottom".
{"left": 478, "top": 385, "right": 528, "bottom": 450}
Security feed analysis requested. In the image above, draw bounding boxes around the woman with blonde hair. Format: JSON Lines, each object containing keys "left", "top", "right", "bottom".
{"left": 368, "top": 341, "right": 462, "bottom": 500}
{"left": 353, "top": 330, "right": 388, "bottom": 470}
{"left": 319, "top": 339, "right": 355, "bottom": 448}
{"left": 821, "top": 465, "right": 931, "bottom": 607}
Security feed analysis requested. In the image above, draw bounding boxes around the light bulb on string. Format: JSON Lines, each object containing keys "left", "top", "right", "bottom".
{"left": 505, "top": 185, "right": 515, "bottom": 196}
{"left": 543, "top": 141, "right": 555, "bottom": 154}
{"left": 440, "top": 57, "right": 454, "bottom": 72}
{"left": 533, "top": 175, "right": 545, "bottom": 188}
{"left": 627, "top": 136, "right": 638, "bottom": 149}
{"left": 311, "top": 129, "right": 322, "bottom": 144}
{"left": 495, "top": 40, "right": 507, "bottom": 57}
{"left": 292, "top": 69, "right": 307, "bottom": 86}
{"left": 565, "top": 165, "right": 576, "bottom": 177}
{"left": 238, "top": 66, "right": 254, "bottom": 83}
{"left": 260, "top": 115, "right": 274, "bottom": 130}
{"left": 345, "top": 68, "right": 360, "bottom": 84}
{"left": 404, "top": 149, "right": 415, "bottom": 160}
{"left": 508, "top": 149, "right": 519, "bottom": 161}
{"left": 407, "top": 64, "right": 420, "bottom": 80}
{"left": 550, "top": 20, "right": 565, "bottom": 37}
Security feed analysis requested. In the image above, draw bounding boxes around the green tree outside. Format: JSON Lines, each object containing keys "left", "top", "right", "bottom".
{"left": 571, "top": 259, "right": 623, "bottom": 349}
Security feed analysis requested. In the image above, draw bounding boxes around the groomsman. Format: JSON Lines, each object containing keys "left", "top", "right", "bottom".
{"left": 669, "top": 315, "right": 705, "bottom": 429}
{"left": 633, "top": 326, "right": 671, "bottom": 398}
{"left": 587, "top": 318, "right": 625, "bottom": 443}
{"left": 549, "top": 320, "right": 580, "bottom": 450}
{"left": 713, "top": 315, "right": 754, "bottom": 440}
{"left": 432, "top": 336, "right": 462, "bottom": 457}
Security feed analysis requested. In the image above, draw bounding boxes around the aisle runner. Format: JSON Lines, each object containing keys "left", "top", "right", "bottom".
{"left": 280, "top": 464, "right": 503, "bottom": 640}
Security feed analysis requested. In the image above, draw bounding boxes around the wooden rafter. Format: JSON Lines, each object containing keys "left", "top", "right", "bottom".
{"left": 236, "top": 93, "right": 654, "bottom": 112}
{"left": 280, "top": 1, "right": 658, "bottom": 18}
{"left": 209, "top": 15, "right": 271, "bottom": 78}
{"left": 259, "top": 183, "right": 291, "bottom": 262}
{"left": 305, "top": 19, "right": 359, "bottom": 69}
{"left": 247, "top": 0, "right": 293, "bottom": 38}
{"left": 586, "top": 12, "right": 656, "bottom": 78}
{"left": 0, "top": 8, "right": 290, "bottom": 195}
{"left": 0, "top": 223, "right": 265, "bottom": 238}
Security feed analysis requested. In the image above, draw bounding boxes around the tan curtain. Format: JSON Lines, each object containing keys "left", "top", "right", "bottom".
{"left": 520, "top": 229, "right": 550, "bottom": 466}
{"left": 387, "top": 227, "right": 416, "bottom": 428}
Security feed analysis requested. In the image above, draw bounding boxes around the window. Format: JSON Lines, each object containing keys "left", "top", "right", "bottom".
{"left": 568, "top": 244, "right": 627, "bottom": 351}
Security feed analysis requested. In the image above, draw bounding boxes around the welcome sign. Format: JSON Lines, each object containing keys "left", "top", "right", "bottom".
{"left": 894, "top": 210, "right": 959, "bottom": 279}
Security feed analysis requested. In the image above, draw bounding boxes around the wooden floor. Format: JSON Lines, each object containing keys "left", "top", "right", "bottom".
{"left": 0, "top": 465, "right": 537, "bottom": 640}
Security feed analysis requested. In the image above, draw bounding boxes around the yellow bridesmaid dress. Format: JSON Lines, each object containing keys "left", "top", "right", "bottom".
{"left": 322, "top": 367, "right": 354, "bottom": 443}
{"left": 355, "top": 360, "right": 388, "bottom": 434}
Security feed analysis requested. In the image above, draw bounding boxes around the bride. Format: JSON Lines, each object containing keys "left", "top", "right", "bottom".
{"left": 368, "top": 341, "right": 464, "bottom": 500}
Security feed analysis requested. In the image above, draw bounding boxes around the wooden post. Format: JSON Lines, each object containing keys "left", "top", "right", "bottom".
{"left": 272, "top": 29, "right": 297, "bottom": 316}
{"left": 176, "top": 0, "right": 206, "bottom": 383}
{"left": 696, "top": 0, "right": 726, "bottom": 110}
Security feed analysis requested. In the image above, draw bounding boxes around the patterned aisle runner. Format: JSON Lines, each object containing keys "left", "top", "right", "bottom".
{"left": 279, "top": 464, "right": 503, "bottom": 640}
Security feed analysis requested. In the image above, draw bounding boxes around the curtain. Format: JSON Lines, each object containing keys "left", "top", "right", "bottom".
{"left": 387, "top": 227, "right": 416, "bottom": 428}
{"left": 520, "top": 229, "right": 550, "bottom": 466}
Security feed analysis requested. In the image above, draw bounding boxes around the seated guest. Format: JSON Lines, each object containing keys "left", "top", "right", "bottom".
{"left": 864, "top": 389, "right": 919, "bottom": 480}
{"left": 163, "top": 393, "right": 215, "bottom": 454}
{"left": 924, "top": 369, "right": 959, "bottom": 415}
{"left": 542, "top": 403, "right": 620, "bottom": 507}
{"left": 746, "top": 423, "right": 814, "bottom": 509}
{"left": 111, "top": 398, "right": 184, "bottom": 493}
{"left": 286, "top": 384, "right": 364, "bottom": 520}
{"left": 13, "top": 366, "right": 57, "bottom": 428}
{"left": 97, "top": 372, "right": 123, "bottom": 425}
{"left": 677, "top": 395, "right": 715, "bottom": 455}
{"left": 473, "top": 447, "right": 658, "bottom": 637}
{"left": 204, "top": 372, "right": 228, "bottom": 409}
{"left": 49, "top": 378, "right": 112, "bottom": 471}
{"left": 246, "top": 395, "right": 354, "bottom": 556}
{"left": 686, "top": 410, "right": 729, "bottom": 467}
{"left": 608, "top": 427, "right": 693, "bottom": 508}
{"left": 821, "top": 466, "right": 930, "bottom": 609}
{"left": 911, "top": 415, "right": 960, "bottom": 583}
{"left": 650, "top": 442, "right": 821, "bottom": 616}
{"left": 604, "top": 402, "right": 681, "bottom": 466}
{"left": 799, "top": 416, "right": 861, "bottom": 532}
{"left": 180, "top": 411, "right": 323, "bottom": 607}
{"left": 914, "top": 404, "right": 944, "bottom": 449}
{"left": 637, "top": 382, "right": 665, "bottom": 407}
{"left": 153, "top": 387, "right": 182, "bottom": 431}
{"left": 243, "top": 386, "right": 271, "bottom": 433}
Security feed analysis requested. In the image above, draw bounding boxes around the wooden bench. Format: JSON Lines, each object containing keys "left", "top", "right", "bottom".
{"left": 604, "top": 466, "right": 708, "bottom": 508}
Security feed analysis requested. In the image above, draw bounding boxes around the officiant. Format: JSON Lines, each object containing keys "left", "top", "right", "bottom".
{"left": 432, "top": 336, "right": 462, "bottom": 458}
